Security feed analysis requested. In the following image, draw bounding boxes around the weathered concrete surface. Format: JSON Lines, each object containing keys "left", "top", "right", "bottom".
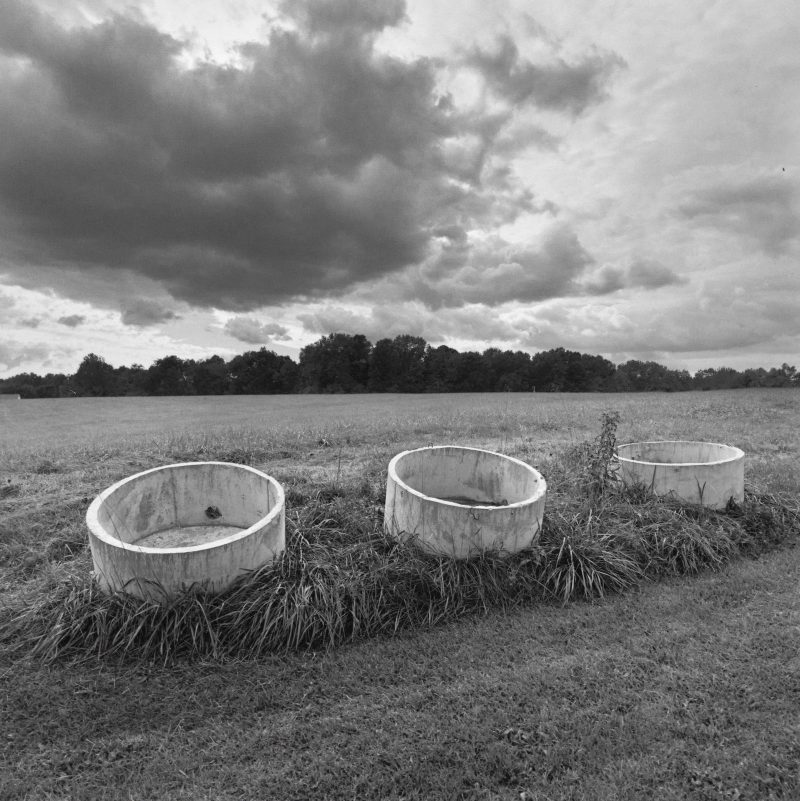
{"left": 617, "top": 440, "right": 744, "bottom": 510}
{"left": 385, "top": 446, "right": 546, "bottom": 558}
{"left": 86, "top": 461, "right": 285, "bottom": 601}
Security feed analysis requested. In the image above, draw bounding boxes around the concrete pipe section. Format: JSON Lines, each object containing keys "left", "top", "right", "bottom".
{"left": 385, "top": 446, "right": 547, "bottom": 558}
{"left": 616, "top": 440, "right": 744, "bottom": 510}
{"left": 86, "top": 461, "right": 285, "bottom": 601}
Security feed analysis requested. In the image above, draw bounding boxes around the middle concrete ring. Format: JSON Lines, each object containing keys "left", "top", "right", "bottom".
{"left": 385, "top": 445, "right": 546, "bottom": 558}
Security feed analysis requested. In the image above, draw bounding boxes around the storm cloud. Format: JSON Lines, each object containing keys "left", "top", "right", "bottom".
{"left": 401, "top": 224, "right": 595, "bottom": 309}
{"left": 465, "top": 35, "right": 623, "bottom": 114}
{"left": 0, "top": 0, "right": 620, "bottom": 314}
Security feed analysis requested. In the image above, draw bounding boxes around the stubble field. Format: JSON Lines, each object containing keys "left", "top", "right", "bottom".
{"left": 1, "top": 389, "right": 799, "bottom": 800}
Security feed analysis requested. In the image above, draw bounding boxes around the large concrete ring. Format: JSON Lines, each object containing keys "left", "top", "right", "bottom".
{"left": 86, "top": 461, "right": 285, "bottom": 601}
{"left": 616, "top": 440, "right": 744, "bottom": 509}
{"left": 385, "top": 445, "right": 546, "bottom": 558}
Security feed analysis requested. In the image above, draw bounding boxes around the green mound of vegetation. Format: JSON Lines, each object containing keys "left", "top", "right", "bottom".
{"left": 3, "top": 414, "right": 798, "bottom": 665}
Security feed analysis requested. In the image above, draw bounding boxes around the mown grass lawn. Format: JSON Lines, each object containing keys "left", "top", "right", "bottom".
{"left": 1, "top": 390, "right": 799, "bottom": 799}
{"left": 3, "top": 548, "right": 799, "bottom": 800}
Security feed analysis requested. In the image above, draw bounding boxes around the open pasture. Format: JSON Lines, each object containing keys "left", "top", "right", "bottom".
{"left": 2, "top": 388, "right": 798, "bottom": 482}
{"left": 1, "top": 389, "right": 799, "bottom": 799}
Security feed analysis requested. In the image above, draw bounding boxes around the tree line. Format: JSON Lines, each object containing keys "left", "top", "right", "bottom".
{"left": 2, "top": 332, "right": 798, "bottom": 398}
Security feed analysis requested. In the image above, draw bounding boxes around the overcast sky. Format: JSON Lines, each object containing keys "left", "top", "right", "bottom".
{"left": 1, "top": 0, "right": 797, "bottom": 378}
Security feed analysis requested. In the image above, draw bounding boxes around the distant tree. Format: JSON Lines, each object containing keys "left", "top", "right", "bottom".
{"left": 5, "top": 331, "right": 797, "bottom": 400}
{"left": 578, "top": 353, "right": 617, "bottom": 392}
{"left": 393, "top": 335, "right": 428, "bottom": 392}
{"left": 765, "top": 363, "right": 799, "bottom": 387}
{"left": 0, "top": 371, "right": 70, "bottom": 398}
{"left": 368, "top": 335, "right": 426, "bottom": 392}
{"left": 0, "top": 372, "right": 44, "bottom": 398}
{"left": 228, "top": 349, "right": 298, "bottom": 394}
{"left": 487, "top": 349, "right": 533, "bottom": 392}
{"left": 451, "top": 351, "right": 485, "bottom": 392}
{"left": 670, "top": 368, "right": 694, "bottom": 391}
{"left": 367, "top": 338, "right": 396, "bottom": 392}
{"left": 742, "top": 367, "right": 768, "bottom": 388}
{"left": 6, "top": 382, "right": 35, "bottom": 398}
{"left": 190, "top": 355, "right": 230, "bottom": 395}
{"left": 562, "top": 352, "right": 588, "bottom": 392}
{"left": 693, "top": 368, "right": 716, "bottom": 390}
{"left": 530, "top": 348, "right": 569, "bottom": 392}
{"left": 113, "top": 363, "right": 147, "bottom": 395}
{"left": 422, "top": 345, "right": 461, "bottom": 392}
{"left": 29, "top": 373, "right": 69, "bottom": 398}
{"left": 145, "top": 355, "right": 191, "bottom": 395}
{"left": 73, "top": 353, "right": 116, "bottom": 396}
{"left": 615, "top": 360, "right": 668, "bottom": 392}
{"left": 299, "top": 333, "right": 371, "bottom": 392}
{"left": 693, "top": 367, "right": 743, "bottom": 391}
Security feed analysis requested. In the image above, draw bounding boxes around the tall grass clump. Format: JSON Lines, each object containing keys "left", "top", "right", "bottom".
{"left": 535, "top": 508, "right": 642, "bottom": 602}
{"left": 2, "top": 412, "right": 798, "bottom": 665}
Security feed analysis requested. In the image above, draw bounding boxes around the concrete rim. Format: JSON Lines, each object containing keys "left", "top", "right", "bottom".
{"left": 387, "top": 445, "right": 546, "bottom": 509}
{"left": 616, "top": 440, "right": 745, "bottom": 468}
{"left": 86, "top": 461, "right": 285, "bottom": 555}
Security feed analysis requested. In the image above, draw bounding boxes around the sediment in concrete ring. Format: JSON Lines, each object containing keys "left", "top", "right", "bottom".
{"left": 616, "top": 440, "right": 744, "bottom": 510}
{"left": 384, "top": 445, "right": 546, "bottom": 558}
{"left": 86, "top": 461, "right": 285, "bottom": 601}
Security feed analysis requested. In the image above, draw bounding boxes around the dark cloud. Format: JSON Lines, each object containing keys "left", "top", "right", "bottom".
{"left": 582, "top": 260, "right": 683, "bottom": 295}
{"left": 285, "top": 0, "right": 406, "bottom": 36}
{"left": 223, "top": 316, "right": 289, "bottom": 344}
{"left": 120, "top": 299, "right": 179, "bottom": 327}
{"left": 0, "top": 0, "right": 620, "bottom": 313}
{"left": 465, "top": 35, "right": 624, "bottom": 114}
{"left": 627, "top": 260, "right": 684, "bottom": 289}
{"left": 392, "top": 224, "right": 594, "bottom": 309}
{"left": 56, "top": 314, "right": 85, "bottom": 327}
{"left": 20, "top": 317, "right": 41, "bottom": 328}
{"left": 583, "top": 265, "right": 626, "bottom": 295}
{"left": 679, "top": 175, "right": 798, "bottom": 255}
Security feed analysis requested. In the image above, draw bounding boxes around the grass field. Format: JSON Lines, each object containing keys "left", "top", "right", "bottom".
{"left": 1, "top": 389, "right": 799, "bottom": 799}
